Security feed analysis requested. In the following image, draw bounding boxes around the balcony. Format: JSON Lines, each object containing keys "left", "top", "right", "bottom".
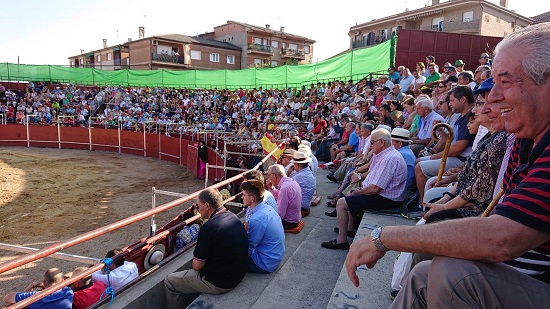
{"left": 247, "top": 44, "right": 273, "bottom": 55}
{"left": 114, "top": 58, "right": 130, "bottom": 69}
{"left": 280, "top": 48, "right": 305, "bottom": 59}
{"left": 152, "top": 53, "right": 184, "bottom": 64}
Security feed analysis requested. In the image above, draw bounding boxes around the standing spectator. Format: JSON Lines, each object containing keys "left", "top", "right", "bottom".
{"left": 164, "top": 188, "right": 247, "bottom": 308}
{"left": 197, "top": 140, "right": 208, "bottom": 180}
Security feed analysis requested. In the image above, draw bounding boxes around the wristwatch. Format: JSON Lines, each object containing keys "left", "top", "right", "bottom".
{"left": 371, "top": 227, "right": 389, "bottom": 252}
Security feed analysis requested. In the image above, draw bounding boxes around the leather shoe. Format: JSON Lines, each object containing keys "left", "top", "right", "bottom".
{"left": 325, "top": 210, "right": 337, "bottom": 217}
{"left": 326, "top": 200, "right": 336, "bottom": 207}
{"left": 301, "top": 208, "right": 310, "bottom": 217}
{"left": 326, "top": 174, "right": 338, "bottom": 182}
{"left": 334, "top": 227, "right": 356, "bottom": 237}
{"left": 321, "top": 239, "right": 350, "bottom": 250}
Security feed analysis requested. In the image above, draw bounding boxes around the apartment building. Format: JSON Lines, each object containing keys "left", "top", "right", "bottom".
{"left": 68, "top": 28, "right": 242, "bottom": 71}
{"left": 200, "top": 21, "right": 316, "bottom": 69}
{"left": 349, "top": 0, "right": 533, "bottom": 49}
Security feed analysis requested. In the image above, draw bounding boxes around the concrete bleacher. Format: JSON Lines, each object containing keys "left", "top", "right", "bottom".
{"left": 190, "top": 168, "right": 415, "bottom": 309}
{"left": 100, "top": 167, "right": 415, "bottom": 309}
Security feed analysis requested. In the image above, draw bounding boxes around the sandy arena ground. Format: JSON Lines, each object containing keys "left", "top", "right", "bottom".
{"left": 0, "top": 146, "right": 203, "bottom": 298}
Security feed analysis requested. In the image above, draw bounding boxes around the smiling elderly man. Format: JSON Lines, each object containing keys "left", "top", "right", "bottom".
{"left": 345, "top": 22, "right": 550, "bottom": 308}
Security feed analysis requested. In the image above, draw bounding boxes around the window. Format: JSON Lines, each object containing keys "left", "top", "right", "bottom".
{"left": 227, "top": 55, "right": 235, "bottom": 64}
{"left": 97, "top": 55, "right": 101, "bottom": 62}
{"left": 271, "top": 60, "right": 278, "bottom": 67}
{"left": 432, "top": 17, "right": 444, "bottom": 31}
{"left": 304, "top": 45, "right": 310, "bottom": 54}
{"left": 463, "top": 11, "right": 473, "bottom": 23}
{"left": 210, "top": 53, "right": 220, "bottom": 62}
{"left": 190, "top": 50, "right": 201, "bottom": 60}
{"left": 288, "top": 43, "right": 298, "bottom": 50}
{"left": 254, "top": 38, "right": 263, "bottom": 45}
{"left": 254, "top": 58, "right": 262, "bottom": 65}
{"left": 71, "top": 61, "right": 74, "bottom": 67}
{"left": 272, "top": 40, "right": 279, "bottom": 48}
{"left": 485, "top": 15, "right": 490, "bottom": 22}
{"left": 107, "top": 53, "right": 112, "bottom": 61}
{"left": 282, "top": 42, "right": 286, "bottom": 49}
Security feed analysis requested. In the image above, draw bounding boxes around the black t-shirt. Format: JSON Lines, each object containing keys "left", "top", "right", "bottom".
{"left": 193, "top": 208, "right": 248, "bottom": 289}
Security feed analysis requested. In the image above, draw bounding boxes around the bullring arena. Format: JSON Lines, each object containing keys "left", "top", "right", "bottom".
{"left": 0, "top": 146, "right": 203, "bottom": 297}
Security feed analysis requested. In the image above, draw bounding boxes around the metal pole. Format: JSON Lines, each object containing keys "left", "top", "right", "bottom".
{"left": 204, "top": 163, "right": 209, "bottom": 188}
{"left": 151, "top": 187, "right": 156, "bottom": 237}
{"left": 0, "top": 243, "right": 99, "bottom": 264}
{"left": 0, "top": 142, "right": 284, "bottom": 275}
{"left": 57, "top": 119, "right": 61, "bottom": 149}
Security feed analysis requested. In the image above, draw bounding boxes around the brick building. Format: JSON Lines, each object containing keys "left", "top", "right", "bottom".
{"left": 349, "top": 0, "right": 533, "bottom": 50}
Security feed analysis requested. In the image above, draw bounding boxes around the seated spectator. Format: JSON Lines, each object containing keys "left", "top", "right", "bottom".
{"left": 329, "top": 122, "right": 359, "bottom": 161}
{"left": 70, "top": 266, "right": 107, "bottom": 309}
{"left": 266, "top": 164, "right": 302, "bottom": 229}
{"left": 289, "top": 150, "right": 316, "bottom": 217}
{"left": 347, "top": 25, "right": 549, "bottom": 308}
{"left": 414, "top": 86, "right": 476, "bottom": 204}
{"left": 164, "top": 188, "right": 248, "bottom": 308}
{"left": 322, "top": 129, "right": 407, "bottom": 249}
{"left": 3, "top": 268, "right": 74, "bottom": 309}
{"left": 240, "top": 180, "right": 285, "bottom": 273}
{"left": 91, "top": 248, "right": 139, "bottom": 292}
{"left": 410, "top": 97, "right": 445, "bottom": 155}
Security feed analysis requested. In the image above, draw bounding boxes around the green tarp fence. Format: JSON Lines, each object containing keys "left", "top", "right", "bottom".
{"left": 0, "top": 38, "right": 394, "bottom": 89}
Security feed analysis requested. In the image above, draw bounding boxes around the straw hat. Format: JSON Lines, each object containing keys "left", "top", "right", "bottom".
{"left": 282, "top": 149, "right": 296, "bottom": 158}
{"left": 290, "top": 150, "right": 312, "bottom": 164}
{"left": 391, "top": 128, "right": 412, "bottom": 143}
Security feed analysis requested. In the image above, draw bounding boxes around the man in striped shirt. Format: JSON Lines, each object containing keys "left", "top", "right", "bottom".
{"left": 345, "top": 22, "right": 550, "bottom": 308}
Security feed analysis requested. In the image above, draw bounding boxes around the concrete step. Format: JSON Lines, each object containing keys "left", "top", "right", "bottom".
{"left": 326, "top": 211, "right": 416, "bottom": 309}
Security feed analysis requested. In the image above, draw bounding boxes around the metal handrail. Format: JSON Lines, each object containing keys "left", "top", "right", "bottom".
{"left": 0, "top": 141, "right": 283, "bottom": 308}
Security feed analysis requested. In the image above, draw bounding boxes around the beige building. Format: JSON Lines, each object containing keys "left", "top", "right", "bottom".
{"left": 201, "top": 21, "right": 316, "bottom": 69}
{"left": 349, "top": 0, "right": 533, "bottom": 49}
{"left": 68, "top": 28, "right": 242, "bottom": 71}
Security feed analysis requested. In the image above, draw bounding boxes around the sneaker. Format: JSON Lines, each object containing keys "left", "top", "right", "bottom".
{"left": 301, "top": 208, "right": 310, "bottom": 217}
{"left": 390, "top": 290, "right": 399, "bottom": 300}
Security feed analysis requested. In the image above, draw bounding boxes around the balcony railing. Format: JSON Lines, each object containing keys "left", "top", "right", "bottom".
{"left": 152, "top": 53, "right": 184, "bottom": 64}
{"left": 113, "top": 58, "right": 130, "bottom": 67}
{"left": 280, "top": 48, "right": 305, "bottom": 59}
{"left": 247, "top": 44, "right": 273, "bottom": 54}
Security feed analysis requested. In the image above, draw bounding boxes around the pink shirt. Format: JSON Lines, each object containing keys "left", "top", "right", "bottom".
{"left": 270, "top": 177, "right": 302, "bottom": 223}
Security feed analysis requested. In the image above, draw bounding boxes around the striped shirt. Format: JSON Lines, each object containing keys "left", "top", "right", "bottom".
{"left": 496, "top": 130, "right": 550, "bottom": 280}
{"left": 361, "top": 146, "right": 407, "bottom": 202}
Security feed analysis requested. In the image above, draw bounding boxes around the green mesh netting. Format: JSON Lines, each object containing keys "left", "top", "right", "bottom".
{"left": 0, "top": 39, "right": 393, "bottom": 88}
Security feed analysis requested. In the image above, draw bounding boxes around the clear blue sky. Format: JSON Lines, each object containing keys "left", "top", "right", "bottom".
{"left": 0, "top": 0, "right": 547, "bottom": 66}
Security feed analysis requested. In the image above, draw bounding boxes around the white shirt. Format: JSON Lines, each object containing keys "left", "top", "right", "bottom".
{"left": 92, "top": 261, "right": 139, "bottom": 292}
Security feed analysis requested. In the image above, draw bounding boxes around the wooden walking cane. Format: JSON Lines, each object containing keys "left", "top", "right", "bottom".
{"left": 481, "top": 188, "right": 505, "bottom": 217}
{"left": 431, "top": 123, "right": 454, "bottom": 182}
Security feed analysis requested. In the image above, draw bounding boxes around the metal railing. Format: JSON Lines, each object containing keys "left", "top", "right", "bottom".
{"left": 0, "top": 141, "right": 283, "bottom": 309}
{"left": 152, "top": 53, "right": 184, "bottom": 64}
{"left": 247, "top": 44, "right": 273, "bottom": 53}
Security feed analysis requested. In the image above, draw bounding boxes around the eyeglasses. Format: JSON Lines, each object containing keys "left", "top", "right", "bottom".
{"left": 371, "top": 139, "right": 383, "bottom": 144}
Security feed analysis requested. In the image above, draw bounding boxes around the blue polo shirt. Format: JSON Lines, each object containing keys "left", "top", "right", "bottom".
{"left": 348, "top": 130, "right": 360, "bottom": 152}
{"left": 248, "top": 202, "right": 285, "bottom": 272}
{"left": 15, "top": 287, "right": 74, "bottom": 309}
